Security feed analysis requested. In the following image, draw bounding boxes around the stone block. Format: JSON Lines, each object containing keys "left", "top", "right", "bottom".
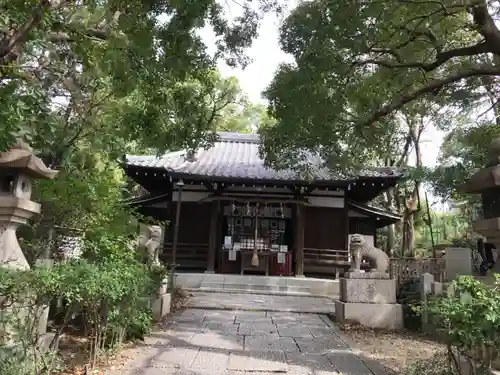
{"left": 158, "top": 284, "right": 168, "bottom": 295}
{"left": 444, "top": 247, "right": 472, "bottom": 280}
{"left": 344, "top": 271, "right": 390, "bottom": 279}
{"left": 38, "top": 332, "right": 55, "bottom": 351}
{"left": 335, "top": 300, "right": 403, "bottom": 330}
{"left": 152, "top": 293, "right": 171, "bottom": 321}
{"left": 244, "top": 336, "right": 299, "bottom": 352}
{"left": 227, "top": 350, "right": 287, "bottom": 372}
{"left": 340, "top": 278, "right": 396, "bottom": 304}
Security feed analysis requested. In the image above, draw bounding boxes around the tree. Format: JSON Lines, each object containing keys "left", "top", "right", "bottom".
{"left": 261, "top": 0, "right": 500, "bottom": 170}
{"left": 0, "top": 0, "right": 282, "bottom": 156}
{"left": 216, "top": 99, "right": 275, "bottom": 133}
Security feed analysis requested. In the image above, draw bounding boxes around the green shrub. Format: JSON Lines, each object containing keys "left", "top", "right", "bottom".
{"left": 397, "top": 278, "right": 422, "bottom": 331}
{"left": 0, "top": 248, "right": 168, "bottom": 375}
{"left": 421, "top": 274, "right": 500, "bottom": 374}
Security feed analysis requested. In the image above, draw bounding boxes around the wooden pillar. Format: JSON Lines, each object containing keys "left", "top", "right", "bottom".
{"left": 294, "top": 204, "right": 304, "bottom": 277}
{"left": 206, "top": 200, "right": 219, "bottom": 273}
{"left": 344, "top": 195, "right": 350, "bottom": 249}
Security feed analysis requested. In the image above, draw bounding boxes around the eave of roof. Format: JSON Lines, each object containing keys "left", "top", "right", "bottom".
{"left": 348, "top": 200, "right": 401, "bottom": 227}
{"left": 123, "top": 193, "right": 170, "bottom": 207}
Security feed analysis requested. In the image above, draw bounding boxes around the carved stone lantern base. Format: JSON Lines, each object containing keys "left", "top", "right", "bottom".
{"left": 0, "top": 196, "right": 41, "bottom": 269}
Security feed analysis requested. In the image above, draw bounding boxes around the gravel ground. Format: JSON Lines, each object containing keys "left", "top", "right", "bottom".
{"left": 338, "top": 323, "right": 445, "bottom": 375}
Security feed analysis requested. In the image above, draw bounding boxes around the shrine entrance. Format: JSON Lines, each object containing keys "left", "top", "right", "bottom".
{"left": 217, "top": 201, "right": 295, "bottom": 276}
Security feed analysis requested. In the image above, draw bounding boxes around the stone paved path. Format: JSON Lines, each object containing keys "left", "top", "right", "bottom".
{"left": 105, "top": 293, "right": 384, "bottom": 375}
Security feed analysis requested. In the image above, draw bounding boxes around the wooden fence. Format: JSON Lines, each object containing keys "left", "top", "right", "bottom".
{"left": 389, "top": 257, "right": 446, "bottom": 286}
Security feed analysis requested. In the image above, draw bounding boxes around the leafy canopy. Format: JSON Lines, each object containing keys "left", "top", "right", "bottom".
{"left": 261, "top": 0, "right": 500, "bottom": 169}
{"left": 0, "top": 0, "right": 282, "bottom": 156}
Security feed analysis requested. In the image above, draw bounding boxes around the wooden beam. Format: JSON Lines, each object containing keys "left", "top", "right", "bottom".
{"left": 294, "top": 204, "right": 305, "bottom": 277}
{"left": 198, "top": 194, "right": 311, "bottom": 205}
{"left": 206, "top": 200, "right": 220, "bottom": 273}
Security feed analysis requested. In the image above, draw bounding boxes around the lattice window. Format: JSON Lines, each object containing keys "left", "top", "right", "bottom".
{"left": 224, "top": 202, "right": 289, "bottom": 252}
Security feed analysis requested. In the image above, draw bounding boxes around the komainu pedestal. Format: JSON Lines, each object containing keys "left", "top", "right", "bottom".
{"left": 335, "top": 272, "right": 403, "bottom": 330}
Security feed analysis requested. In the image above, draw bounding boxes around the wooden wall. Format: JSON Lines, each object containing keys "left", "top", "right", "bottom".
{"left": 303, "top": 206, "right": 346, "bottom": 250}
{"left": 349, "top": 218, "right": 377, "bottom": 237}
{"left": 303, "top": 206, "right": 348, "bottom": 278}
{"left": 161, "top": 202, "right": 211, "bottom": 271}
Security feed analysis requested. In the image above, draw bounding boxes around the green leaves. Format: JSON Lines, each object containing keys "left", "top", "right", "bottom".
{"left": 0, "top": 0, "right": 281, "bottom": 160}
{"left": 425, "top": 275, "right": 500, "bottom": 369}
{"left": 262, "top": 0, "right": 500, "bottom": 171}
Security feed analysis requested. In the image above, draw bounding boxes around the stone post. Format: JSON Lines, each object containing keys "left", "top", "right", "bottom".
{"left": 444, "top": 247, "right": 472, "bottom": 280}
{"left": 420, "top": 272, "right": 434, "bottom": 332}
{"left": 335, "top": 272, "right": 403, "bottom": 329}
{"left": 0, "top": 139, "right": 58, "bottom": 347}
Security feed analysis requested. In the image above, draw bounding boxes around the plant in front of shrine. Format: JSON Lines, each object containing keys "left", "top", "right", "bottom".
{"left": 0, "top": 264, "right": 64, "bottom": 375}
{"left": 396, "top": 278, "right": 422, "bottom": 332}
{"left": 55, "top": 236, "right": 167, "bottom": 369}
{"left": 0, "top": 248, "right": 166, "bottom": 373}
{"left": 423, "top": 275, "right": 500, "bottom": 374}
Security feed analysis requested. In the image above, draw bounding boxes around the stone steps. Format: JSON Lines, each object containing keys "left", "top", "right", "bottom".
{"left": 196, "top": 281, "right": 337, "bottom": 299}
{"left": 174, "top": 273, "right": 340, "bottom": 299}
{"left": 189, "top": 287, "right": 320, "bottom": 298}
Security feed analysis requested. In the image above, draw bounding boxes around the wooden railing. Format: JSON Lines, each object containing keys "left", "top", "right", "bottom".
{"left": 162, "top": 242, "right": 208, "bottom": 271}
{"left": 304, "top": 248, "right": 350, "bottom": 276}
{"left": 389, "top": 257, "right": 445, "bottom": 285}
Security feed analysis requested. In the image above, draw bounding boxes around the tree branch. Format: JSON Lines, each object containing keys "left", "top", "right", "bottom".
{"left": 361, "top": 64, "right": 500, "bottom": 126}
{"left": 357, "top": 41, "right": 489, "bottom": 72}
{"left": 470, "top": 3, "right": 500, "bottom": 55}
{"left": 0, "top": 0, "right": 53, "bottom": 64}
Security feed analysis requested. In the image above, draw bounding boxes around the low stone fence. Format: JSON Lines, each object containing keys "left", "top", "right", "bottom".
{"left": 418, "top": 272, "right": 453, "bottom": 332}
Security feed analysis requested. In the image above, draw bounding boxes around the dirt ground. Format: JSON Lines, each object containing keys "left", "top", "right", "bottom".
{"left": 339, "top": 323, "right": 445, "bottom": 375}
{"left": 58, "top": 288, "right": 191, "bottom": 375}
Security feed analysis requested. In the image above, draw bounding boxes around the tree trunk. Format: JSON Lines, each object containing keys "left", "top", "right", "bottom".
{"left": 384, "top": 189, "right": 396, "bottom": 253}
{"left": 400, "top": 112, "right": 424, "bottom": 257}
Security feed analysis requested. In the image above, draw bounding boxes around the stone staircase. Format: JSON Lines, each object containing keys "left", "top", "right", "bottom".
{"left": 175, "top": 273, "right": 340, "bottom": 299}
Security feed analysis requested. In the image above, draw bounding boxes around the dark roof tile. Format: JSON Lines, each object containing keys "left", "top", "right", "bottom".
{"left": 125, "top": 132, "right": 402, "bottom": 183}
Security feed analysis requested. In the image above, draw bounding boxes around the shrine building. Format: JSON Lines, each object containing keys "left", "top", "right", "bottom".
{"left": 123, "top": 132, "right": 402, "bottom": 278}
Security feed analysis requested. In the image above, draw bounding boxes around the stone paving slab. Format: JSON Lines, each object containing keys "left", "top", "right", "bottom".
{"left": 244, "top": 336, "right": 299, "bottom": 352}
{"left": 327, "top": 352, "right": 375, "bottom": 375}
{"left": 203, "top": 322, "right": 239, "bottom": 335}
{"left": 189, "top": 332, "right": 244, "bottom": 350}
{"left": 285, "top": 352, "right": 339, "bottom": 375}
{"left": 277, "top": 326, "right": 314, "bottom": 338}
{"left": 295, "top": 337, "right": 349, "bottom": 354}
{"left": 151, "top": 347, "right": 200, "bottom": 368}
{"left": 190, "top": 348, "right": 231, "bottom": 371}
{"left": 227, "top": 350, "right": 287, "bottom": 372}
{"left": 238, "top": 322, "right": 279, "bottom": 335}
{"left": 103, "top": 295, "right": 385, "bottom": 375}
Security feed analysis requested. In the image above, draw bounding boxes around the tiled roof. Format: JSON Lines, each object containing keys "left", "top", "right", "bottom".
{"left": 125, "top": 132, "right": 402, "bottom": 183}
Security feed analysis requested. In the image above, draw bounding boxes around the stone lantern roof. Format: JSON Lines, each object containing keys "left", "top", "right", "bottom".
{"left": 459, "top": 138, "right": 500, "bottom": 194}
{"left": 0, "top": 139, "right": 58, "bottom": 179}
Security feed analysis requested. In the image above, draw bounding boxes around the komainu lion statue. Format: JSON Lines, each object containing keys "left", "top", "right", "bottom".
{"left": 349, "top": 233, "right": 389, "bottom": 273}
{"left": 137, "top": 225, "right": 163, "bottom": 267}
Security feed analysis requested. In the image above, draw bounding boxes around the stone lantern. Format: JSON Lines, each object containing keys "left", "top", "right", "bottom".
{"left": 459, "top": 137, "right": 500, "bottom": 274}
{"left": 0, "top": 139, "right": 58, "bottom": 269}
